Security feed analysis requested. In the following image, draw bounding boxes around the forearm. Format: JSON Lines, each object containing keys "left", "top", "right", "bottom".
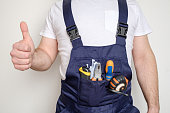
{"left": 31, "top": 48, "right": 53, "bottom": 71}
{"left": 134, "top": 51, "right": 160, "bottom": 112}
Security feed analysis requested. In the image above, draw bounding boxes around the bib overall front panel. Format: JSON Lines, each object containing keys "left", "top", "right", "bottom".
{"left": 56, "top": 0, "right": 140, "bottom": 113}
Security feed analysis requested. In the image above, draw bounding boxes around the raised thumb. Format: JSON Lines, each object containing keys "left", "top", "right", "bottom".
{"left": 20, "top": 21, "right": 31, "bottom": 40}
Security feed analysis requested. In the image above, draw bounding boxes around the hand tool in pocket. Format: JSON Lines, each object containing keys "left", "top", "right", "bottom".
{"left": 105, "top": 60, "right": 114, "bottom": 81}
{"left": 79, "top": 65, "right": 91, "bottom": 80}
{"left": 89, "top": 59, "right": 102, "bottom": 80}
{"left": 92, "top": 63, "right": 102, "bottom": 81}
{"left": 109, "top": 75, "right": 129, "bottom": 96}
{"left": 89, "top": 59, "right": 96, "bottom": 79}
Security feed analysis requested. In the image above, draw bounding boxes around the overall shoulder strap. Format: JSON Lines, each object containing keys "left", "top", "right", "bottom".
{"left": 63, "top": 0, "right": 83, "bottom": 48}
{"left": 63, "top": 0, "right": 128, "bottom": 47}
{"left": 116, "top": 0, "right": 129, "bottom": 46}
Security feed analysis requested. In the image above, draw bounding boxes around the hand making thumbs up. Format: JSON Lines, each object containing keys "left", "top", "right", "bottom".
{"left": 10, "top": 22, "right": 35, "bottom": 71}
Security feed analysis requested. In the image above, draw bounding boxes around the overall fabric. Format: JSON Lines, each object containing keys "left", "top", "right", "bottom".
{"left": 56, "top": 0, "right": 140, "bottom": 112}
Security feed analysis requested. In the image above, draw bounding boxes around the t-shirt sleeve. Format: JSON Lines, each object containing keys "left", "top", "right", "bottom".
{"left": 40, "top": 4, "right": 56, "bottom": 39}
{"left": 134, "top": 2, "right": 152, "bottom": 36}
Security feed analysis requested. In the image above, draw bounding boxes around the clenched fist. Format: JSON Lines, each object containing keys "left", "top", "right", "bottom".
{"left": 10, "top": 22, "right": 35, "bottom": 71}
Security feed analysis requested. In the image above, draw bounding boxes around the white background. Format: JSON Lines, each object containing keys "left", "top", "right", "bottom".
{"left": 0, "top": 0, "right": 169, "bottom": 113}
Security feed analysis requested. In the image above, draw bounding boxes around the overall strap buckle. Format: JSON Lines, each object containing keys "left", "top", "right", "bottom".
{"left": 117, "top": 23, "right": 128, "bottom": 39}
{"left": 66, "top": 25, "right": 81, "bottom": 41}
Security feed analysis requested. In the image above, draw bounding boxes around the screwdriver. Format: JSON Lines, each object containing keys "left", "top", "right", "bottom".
{"left": 105, "top": 60, "right": 114, "bottom": 81}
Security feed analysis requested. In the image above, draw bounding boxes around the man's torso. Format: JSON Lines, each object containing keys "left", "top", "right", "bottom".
{"left": 40, "top": 0, "right": 151, "bottom": 80}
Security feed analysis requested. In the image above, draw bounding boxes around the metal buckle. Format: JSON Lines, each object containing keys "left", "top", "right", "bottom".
{"left": 66, "top": 25, "right": 80, "bottom": 41}
{"left": 116, "top": 23, "right": 128, "bottom": 38}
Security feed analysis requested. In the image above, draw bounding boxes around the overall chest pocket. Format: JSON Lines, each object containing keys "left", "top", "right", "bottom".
{"left": 75, "top": 57, "right": 122, "bottom": 107}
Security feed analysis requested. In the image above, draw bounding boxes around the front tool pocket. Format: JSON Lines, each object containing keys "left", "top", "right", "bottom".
{"left": 79, "top": 77, "right": 108, "bottom": 106}
{"left": 75, "top": 57, "right": 123, "bottom": 106}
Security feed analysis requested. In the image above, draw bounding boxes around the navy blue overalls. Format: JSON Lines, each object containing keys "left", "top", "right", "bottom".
{"left": 56, "top": 0, "right": 140, "bottom": 113}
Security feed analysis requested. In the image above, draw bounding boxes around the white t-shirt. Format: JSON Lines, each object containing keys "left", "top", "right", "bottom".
{"left": 40, "top": 0, "right": 152, "bottom": 80}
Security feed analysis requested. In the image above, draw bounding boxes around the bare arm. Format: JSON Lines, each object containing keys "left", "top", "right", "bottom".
{"left": 10, "top": 22, "right": 58, "bottom": 71}
{"left": 31, "top": 37, "right": 58, "bottom": 71}
{"left": 132, "top": 35, "right": 160, "bottom": 113}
